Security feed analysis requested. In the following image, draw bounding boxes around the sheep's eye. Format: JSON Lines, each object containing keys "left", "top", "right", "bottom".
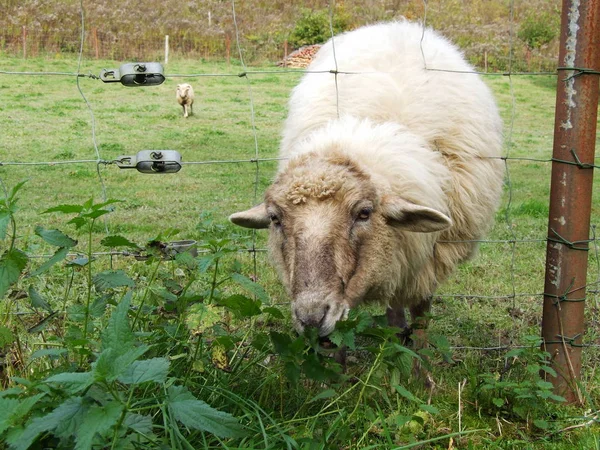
{"left": 270, "top": 214, "right": 281, "bottom": 226}
{"left": 357, "top": 208, "right": 372, "bottom": 221}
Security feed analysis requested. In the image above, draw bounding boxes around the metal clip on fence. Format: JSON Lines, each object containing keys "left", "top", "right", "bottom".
{"left": 115, "top": 151, "right": 182, "bottom": 173}
{"left": 99, "top": 62, "right": 165, "bottom": 86}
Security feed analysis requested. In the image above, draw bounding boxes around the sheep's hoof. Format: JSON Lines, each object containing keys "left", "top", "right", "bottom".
{"left": 393, "top": 326, "right": 413, "bottom": 346}
{"left": 413, "top": 359, "right": 436, "bottom": 392}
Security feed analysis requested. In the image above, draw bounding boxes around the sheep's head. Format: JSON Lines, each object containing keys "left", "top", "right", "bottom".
{"left": 176, "top": 84, "right": 192, "bottom": 99}
{"left": 230, "top": 152, "right": 451, "bottom": 336}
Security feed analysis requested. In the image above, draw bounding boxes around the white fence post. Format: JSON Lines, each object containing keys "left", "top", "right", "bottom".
{"left": 165, "top": 35, "right": 169, "bottom": 65}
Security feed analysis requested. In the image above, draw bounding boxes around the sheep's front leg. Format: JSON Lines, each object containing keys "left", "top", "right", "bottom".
{"left": 409, "top": 297, "right": 431, "bottom": 349}
{"left": 386, "top": 305, "right": 411, "bottom": 344}
{"left": 409, "top": 297, "right": 435, "bottom": 389}
{"left": 183, "top": 104, "right": 189, "bottom": 118}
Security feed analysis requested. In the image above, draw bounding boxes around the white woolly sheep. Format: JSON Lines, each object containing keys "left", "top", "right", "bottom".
{"left": 230, "top": 21, "right": 504, "bottom": 342}
{"left": 176, "top": 83, "right": 194, "bottom": 118}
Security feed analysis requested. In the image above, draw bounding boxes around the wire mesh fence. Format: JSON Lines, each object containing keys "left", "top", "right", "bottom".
{"left": 0, "top": 0, "right": 599, "bottom": 368}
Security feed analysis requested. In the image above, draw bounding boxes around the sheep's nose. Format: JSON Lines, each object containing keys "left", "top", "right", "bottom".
{"left": 294, "top": 304, "right": 330, "bottom": 330}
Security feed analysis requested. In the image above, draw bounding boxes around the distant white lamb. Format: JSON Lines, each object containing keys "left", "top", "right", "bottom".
{"left": 230, "top": 21, "right": 504, "bottom": 341}
{"left": 176, "top": 83, "right": 194, "bottom": 118}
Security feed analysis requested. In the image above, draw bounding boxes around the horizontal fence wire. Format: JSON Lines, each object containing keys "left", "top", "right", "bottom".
{"left": 1, "top": 0, "right": 598, "bottom": 355}
{"left": 0, "top": 68, "right": 563, "bottom": 78}
{"left": 2, "top": 155, "right": 595, "bottom": 166}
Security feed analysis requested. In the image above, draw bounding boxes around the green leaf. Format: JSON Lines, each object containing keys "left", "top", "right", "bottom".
{"left": 113, "top": 345, "right": 150, "bottom": 378}
{"left": 0, "top": 249, "right": 28, "bottom": 299}
{"left": 269, "top": 331, "right": 293, "bottom": 355}
{"left": 67, "top": 304, "right": 86, "bottom": 322}
{"left": 0, "top": 394, "right": 45, "bottom": 435}
{"left": 93, "top": 346, "right": 150, "bottom": 382}
{"left": 218, "top": 294, "right": 262, "bottom": 318}
{"left": 167, "top": 385, "right": 245, "bottom": 438}
{"left": 250, "top": 332, "right": 270, "bottom": 352}
{"left": 262, "top": 306, "right": 284, "bottom": 319}
{"left": 34, "top": 226, "right": 77, "bottom": 248}
{"left": 284, "top": 360, "right": 301, "bottom": 384}
{"left": 419, "top": 404, "right": 440, "bottom": 415}
{"left": 505, "top": 348, "right": 523, "bottom": 358}
{"left": 394, "top": 385, "right": 420, "bottom": 403}
{"left": 539, "top": 364, "right": 558, "bottom": 378}
{"left": 67, "top": 256, "right": 89, "bottom": 267}
{"left": 29, "top": 247, "right": 70, "bottom": 277}
{"left": 42, "top": 204, "right": 84, "bottom": 214}
{"left": 92, "top": 346, "right": 148, "bottom": 382}
{"left": 0, "top": 210, "right": 10, "bottom": 241}
{"left": 118, "top": 357, "right": 170, "bottom": 385}
{"left": 10, "top": 396, "right": 87, "bottom": 450}
{"left": 28, "top": 286, "right": 53, "bottom": 312}
{"left": 395, "top": 415, "right": 412, "bottom": 428}
{"left": 90, "top": 295, "right": 110, "bottom": 318}
{"left": 45, "top": 372, "right": 93, "bottom": 395}
{"left": 302, "top": 353, "right": 339, "bottom": 382}
{"left": 75, "top": 401, "right": 122, "bottom": 450}
{"left": 535, "top": 380, "right": 554, "bottom": 390}
{"left": 492, "top": 398, "right": 505, "bottom": 408}
{"left": 67, "top": 216, "right": 87, "bottom": 230}
{"left": 101, "top": 292, "right": 134, "bottom": 352}
{"left": 197, "top": 255, "right": 216, "bottom": 273}
{"left": 124, "top": 413, "right": 153, "bottom": 435}
{"left": 82, "top": 209, "right": 111, "bottom": 220}
{"left": 230, "top": 273, "right": 270, "bottom": 304}
{"left": 328, "top": 329, "right": 356, "bottom": 350}
{"left": 533, "top": 419, "right": 549, "bottom": 430}
{"left": 100, "top": 235, "right": 140, "bottom": 249}
{"left": 549, "top": 393, "right": 567, "bottom": 402}
{"left": 0, "top": 325, "right": 15, "bottom": 347}
{"left": 0, "top": 388, "right": 23, "bottom": 398}
{"left": 0, "top": 398, "right": 21, "bottom": 435}
{"left": 82, "top": 197, "right": 94, "bottom": 210}
{"left": 8, "top": 180, "right": 28, "bottom": 203}
{"left": 526, "top": 364, "right": 541, "bottom": 374}
{"left": 93, "top": 270, "right": 135, "bottom": 292}
{"left": 186, "top": 303, "right": 222, "bottom": 334}
{"left": 29, "top": 348, "right": 67, "bottom": 360}
{"left": 174, "top": 251, "right": 197, "bottom": 270}
{"left": 92, "top": 199, "right": 122, "bottom": 210}
{"left": 308, "top": 389, "right": 337, "bottom": 403}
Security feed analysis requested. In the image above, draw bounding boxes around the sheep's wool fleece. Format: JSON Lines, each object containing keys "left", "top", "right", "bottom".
{"left": 274, "top": 21, "right": 504, "bottom": 304}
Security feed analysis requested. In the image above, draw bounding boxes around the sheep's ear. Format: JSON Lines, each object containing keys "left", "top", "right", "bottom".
{"left": 229, "top": 203, "right": 270, "bottom": 229}
{"left": 382, "top": 198, "right": 451, "bottom": 233}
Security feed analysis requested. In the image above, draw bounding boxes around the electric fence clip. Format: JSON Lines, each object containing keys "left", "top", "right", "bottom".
{"left": 115, "top": 150, "right": 182, "bottom": 173}
{"left": 99, "top": 62, "right": 165, "bottom": 86}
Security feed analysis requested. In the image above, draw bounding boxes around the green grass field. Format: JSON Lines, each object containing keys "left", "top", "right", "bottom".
{"left": 1, "top": 54, "right": 599, "bottom": 449}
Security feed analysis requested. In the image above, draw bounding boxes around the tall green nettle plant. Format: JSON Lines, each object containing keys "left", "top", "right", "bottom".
{"left": 42, "top": 199, "right": 123, "bottom": 334}
{"left": 0, "top": 181, "right": 29, "bottom": 300}
{"left": 1, "top": 293, "right": 246, "bottom": 449}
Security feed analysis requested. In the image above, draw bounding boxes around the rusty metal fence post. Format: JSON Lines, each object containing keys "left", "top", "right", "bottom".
{"left": 542, "top": 0, "right": 600, "bottom": 404}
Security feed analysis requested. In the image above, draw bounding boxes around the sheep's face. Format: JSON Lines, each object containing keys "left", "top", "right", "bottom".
{"left": 176, "top": 84, "right": 192, "bottom": 100}
{"left": 230, "top": 152, "right": 451, "bottom": 337}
